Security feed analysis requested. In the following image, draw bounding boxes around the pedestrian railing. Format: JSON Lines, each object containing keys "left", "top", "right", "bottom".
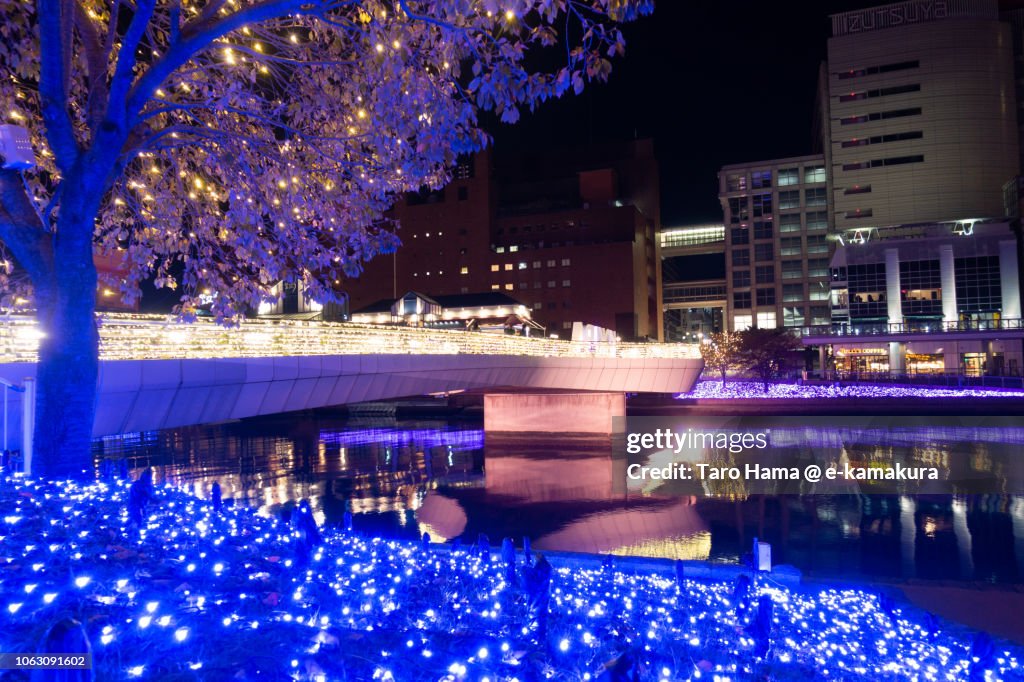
{"left": 0, "top": 313, "right": 701, "bottom": 363}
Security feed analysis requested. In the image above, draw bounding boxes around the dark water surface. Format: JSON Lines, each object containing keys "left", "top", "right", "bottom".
{"left": 92, "top": 414, "right": 1024, "bottom": 585}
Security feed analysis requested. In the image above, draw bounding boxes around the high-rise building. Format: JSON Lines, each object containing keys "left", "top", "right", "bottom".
{"left": 804, "top": 0, "right": 1024, "bottom": 375}
{"left": 827, "top": 0, "right": 1019, "bottom": 232}
{"left": 717, "top": 155, "right": 833, "bottom": 332}
{"left": 342, "top": 140, "right": 663, "bottom": 341}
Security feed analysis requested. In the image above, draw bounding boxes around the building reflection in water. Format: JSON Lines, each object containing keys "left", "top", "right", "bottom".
{"left": 92, "top": 418, "right": 1024, "bottom": 584}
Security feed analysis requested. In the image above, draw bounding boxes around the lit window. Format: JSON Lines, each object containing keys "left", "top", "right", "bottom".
{"left": 490, "top": 264, "right": 499, "bottom": 272}
{"left": 561, "top": 258, "right": 571, "bottom": 266}
{"left": 505, "top": 283, "right": 514, "bottom": 291}
{"left": 491, "top": 284, "right": 499, "bottom": 290}
{"left": 504, "top": 264, "right": 513, "bottom": 271}
{"left": 518, "top": 262, "right": 528, "bottom": 270}
{"left": 509, "top": 245, "right": 519, "bottom": 253}
{"left": 496, "top": 246, "right": 506, "bottom": 253}
{"left": 460, "top": 267, "right": 469, "bottom": 275}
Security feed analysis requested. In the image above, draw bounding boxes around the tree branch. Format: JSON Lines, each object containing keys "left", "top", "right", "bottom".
{"left": 106, "top": 0, "right": 157, "bottom": 127}
{"left": 36, "top": 0, "right": 80, "bottom": 170}
{"left": 0, "top": 170, "right": 55, "bottom": 281}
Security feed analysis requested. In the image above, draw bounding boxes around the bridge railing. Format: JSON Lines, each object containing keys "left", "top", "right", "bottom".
{"left": 0, "top": 313, "right": 701, "bottom": 363}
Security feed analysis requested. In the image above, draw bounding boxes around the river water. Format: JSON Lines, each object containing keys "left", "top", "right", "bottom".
{"left": 91, "top": 413, "right": 1024, "bottom": 585}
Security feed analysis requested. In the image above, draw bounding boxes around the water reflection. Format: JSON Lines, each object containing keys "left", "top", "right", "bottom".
{"left": 92, "top": 417, "right": 1024, "bottom": 584}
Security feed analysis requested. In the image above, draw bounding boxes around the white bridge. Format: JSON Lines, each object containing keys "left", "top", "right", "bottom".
{"left": 0, "top": 314, "right": 703, "bottom": 452}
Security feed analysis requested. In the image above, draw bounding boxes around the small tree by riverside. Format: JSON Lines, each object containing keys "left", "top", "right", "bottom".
{"left": 699, "top": 330, "right": 740, "bottom": 386}
{"left": 0, "top": 0, "right": 653, "bottom": 478}
{"left": 738, "top": 327, "right": 801, "bottom": 393}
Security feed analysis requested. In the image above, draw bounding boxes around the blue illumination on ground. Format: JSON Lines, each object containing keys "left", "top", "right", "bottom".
{"left": 1, "top": 473, "right": 1020, "bottom": 680}
{"left": 679, "top": 380, "right": 1024, "bottom": 400}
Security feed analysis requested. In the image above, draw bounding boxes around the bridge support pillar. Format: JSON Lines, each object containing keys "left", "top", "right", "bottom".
{"left": 484, "top": 392, "right": 625, "bottom": 435}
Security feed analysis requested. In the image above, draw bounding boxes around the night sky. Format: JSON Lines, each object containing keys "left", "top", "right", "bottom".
{"left": 490, "top": 0, "right": 937, "bottom": 226}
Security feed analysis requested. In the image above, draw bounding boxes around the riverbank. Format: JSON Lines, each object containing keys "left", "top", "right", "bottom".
{"left": 1, "top": 474, "right": 1020, "bottom": 680}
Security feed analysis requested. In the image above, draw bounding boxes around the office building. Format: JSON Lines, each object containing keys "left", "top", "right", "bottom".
{"left": 805, "top": 221, "right": 1023, "bottom": 375}
{"left": 342, "top": 141, "right": 663, "bottom": 341}
{"left": 717, "top": 155, "right": 833, "bottom": 332}
{"left": 827, "top": 0, "right": 1019, "bottom": 231}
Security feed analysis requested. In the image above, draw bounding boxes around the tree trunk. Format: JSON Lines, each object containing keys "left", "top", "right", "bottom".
{"left": 32, "top": 218, "right": 99, "bottom": 479}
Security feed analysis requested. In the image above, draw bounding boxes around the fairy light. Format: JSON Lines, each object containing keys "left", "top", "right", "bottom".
{"left": 0, "top": 475, "right": 1014, "bottom": 680}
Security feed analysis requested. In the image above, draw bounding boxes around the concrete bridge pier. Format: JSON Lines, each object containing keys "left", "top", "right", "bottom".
{"left": 483, "top": 392, "right": 625, "bottom": 435}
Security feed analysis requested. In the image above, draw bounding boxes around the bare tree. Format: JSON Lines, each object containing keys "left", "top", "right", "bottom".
{"left": 0, "top": 0, "right": 653, "bottom": 477}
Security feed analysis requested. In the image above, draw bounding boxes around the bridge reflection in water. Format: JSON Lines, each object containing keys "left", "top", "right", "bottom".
{"left": 92, "top": 417, "right": 1024, "bottom": 584}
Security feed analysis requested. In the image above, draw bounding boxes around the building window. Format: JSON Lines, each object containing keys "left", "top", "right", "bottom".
{"left": 843, "top": 154, "right": 924, "bottom": 171}
{"left": 561, "top": 258, "right": 571, "bottom": 266}
{"left": 844, "top": 209, "right": 873, "bottom": 219}
{"left": 783, "top": 306, "right": 805, "bottom": 327}
{"left": 547, "top": 259, "right": 556, "bottom": 267}
{"left": 809, "top": 284, "right": 830, "bottom": 301}
{"left": 778, "top": 168, "right": 799, "bottom": 186}
{"left": 533, "top": 281, "right": 541, "bottom": 289}
{"left": 490, "top": 264, "right": 499, "bottom": 272}
{"left": 733, "top": 314, "right": 753, "bottom": 332}
{"left": 840, "top": 107, "right": 922, "bottom": 126}
{"left": 728, "top": 197, "right": 749, "bottom": 223}
{"left": 805, "top": 187, "right": 827, "bottom": 207}
{"left": 726, "top": 173, "right": 747, "bottom": 192}
{"left": 900, "top": 259, "right": 942, "bottom": 316}
{"left": 562, "top": 280, "right": 571, "bottom": 287}
{"left": 733, "top": 270, "right": 751, "bottom": 288}
{"left": 955, "top": 256, "right": 1002, "bottom": 313}
{"left": 783, "top": 284, "right": 804, "bottom": 302}
{"left": 730, "top": 227, "right": 750, "bottom": 245}
{"left": 756, "top": 288, "right": 776, "bottom": 306}
{"left": 752, "top": 193, "right": 773, "bottom": 217}
{"left": 804, "top": 165, "right": 826, "bottom": 183}
{"left": 547, "top": 280, "right": 556, "bottom": 288}
{"left": 756, "top": 311, "right": 777, "bottom": 329}
{"left": 754, "top": 243, "right": 774, "bottom": 262}
{"left": 806, "top": 234, "right": 829, "bottom": 254}
{"left": 533, "top": 261, "right": 541, "bottom": 268}
{"left": 808, "top": 258, "right": 830, "bottom": 279}
{"left": 534, "top": 302, "right": 542, "bottom": 310}
{"left": 778, "top": 190, "right": 800, "bottom": 210}
{"left": 838, "top": 84, "right": 920, "bottom": 102}
{"left": 504, "top": 263, "right": 513, "bottom": 271}
{"left": 753, "top": 221, "right": 773, "bottom": 240}
{"left": 733, "top": 291, "right": 752, "bottom": 309}
{"left": 518, "top": 262, "right": 528, "bottom": 270}
{"left": 844, "top": 185, "right": 872, "bottom": 195}
{"left": 732, "top": 249, "right": 750, "bottom": 267}
{"left": 519, "top": 282, "right": 528, "bottom": 290}
{"left": 806, "top": 211, "right": 828, "bottom": 231}
{"left": 460, "top": 266, "right": 469, "bottom": 275}
{"left": 781, "top": 237, "right": 802, "bottom": 257}
{"left": 491, "top": 284, "right": 500, "bottom": 290}
{"left": 837, "top": 60, "right": 919, "bottom": 80}
{"left": 809, "top": 305, "right": 830, "bottom": 325}
{"left": 782, "top": 261, "right": 803, "bottom": 280}
{"left": 756, "top": 265, "right": 775, "bottom": 284}
{"left": 751, "top": 170, "right": 772, "bottom": 189}
{"left": 848, "top": 262, "right": 887, "bottom": 317}
{"left": 496, "top": 246, "right": 506, "bottom": 253}
{"left": 841, "top": 131, "right": 923, "bottom": 148}
{"left": 505, "top": 283, "right": 514, "bottom": 291}
{"left": 780, "top": 214, "right": 802, "bottom": 233}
